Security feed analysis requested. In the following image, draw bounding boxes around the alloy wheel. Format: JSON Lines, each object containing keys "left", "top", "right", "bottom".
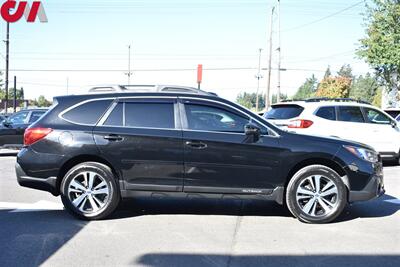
{"left": 67, "top": 171, "right": 110, "bottom": 214}
{"left": 295, "top": 175, "right": 339, "bottom": 217}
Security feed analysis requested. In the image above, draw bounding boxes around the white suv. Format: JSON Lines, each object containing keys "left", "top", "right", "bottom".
{"left": 263, "top": 98, "right": 400, "bottom": 163}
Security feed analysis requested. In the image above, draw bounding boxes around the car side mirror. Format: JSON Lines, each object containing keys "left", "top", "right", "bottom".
{"left": 391, "top": 120, "right": 398, "bottom": 128}
{"left": 244, "top": 123, "right": 261, "bottom": 143}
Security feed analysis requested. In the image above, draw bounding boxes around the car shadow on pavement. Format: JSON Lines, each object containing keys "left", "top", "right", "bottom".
{"left": 0, "top": 209, "right": 87, "bottom": 267}
{"left": 337, "top": 194, "right": 400, "bottom": 222}
{"left": 110, "top": 193, "right": 399, "bottom": 222}
{"left": 134, "top": 253, "right": 400, "bottom": 267}
{"left": 111, "top": 197, "right": 291, "bottom": 219}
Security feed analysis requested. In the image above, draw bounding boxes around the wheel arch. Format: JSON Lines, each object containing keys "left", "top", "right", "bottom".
{"left": 285, "top": 158, "right": 347, "bottom": 189}
{"left": 56, "top": 154, "right": 121, "bottom": 195}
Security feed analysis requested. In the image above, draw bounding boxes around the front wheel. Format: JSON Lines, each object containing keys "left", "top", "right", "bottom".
{"left": 286, "top": 165, "right": 347, "bottom": 224}
{"left": 60, "top": 162, "right": 120, "bottom": 220}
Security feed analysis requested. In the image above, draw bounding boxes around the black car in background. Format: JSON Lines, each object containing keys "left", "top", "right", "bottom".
{"left": 16, "top": 90, "right": 384, "bottom": 223}
{"left": 0, "top": 109, "right": 48, "bottom": 149}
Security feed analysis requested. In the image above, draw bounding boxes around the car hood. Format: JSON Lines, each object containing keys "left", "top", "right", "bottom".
{"left": 285, "top": 131, "right": 376, "bottom": 152}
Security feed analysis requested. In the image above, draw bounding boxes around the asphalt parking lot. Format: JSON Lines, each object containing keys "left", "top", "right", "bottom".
{"left": 0, "top": 155, "right": 399, "bottom": 267}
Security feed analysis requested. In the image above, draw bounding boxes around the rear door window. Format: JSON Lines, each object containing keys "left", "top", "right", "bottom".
{"left": 264, "top": 105, "right": 304, "bottom": 120}
{"left": 337, "top": 106, "right": 365, "bottom": 123}
{"left": 103, "top": 103, "right": 123, "bottom": 126}
{"left": 62, "top": 100, "right": 112, "bottom": 125}
{"left": 125, "top": 102, "right": 175, "bottom": 129}
{"left": 315, "top": 106, "right": 336, "bottom": 121}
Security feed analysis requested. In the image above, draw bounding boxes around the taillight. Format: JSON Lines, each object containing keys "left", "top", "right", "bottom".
{"left": 24, "top": 128, "right": 53, "bottom": 146}
{"left": 288, "top": 119, "right": 313, "bottom": 129}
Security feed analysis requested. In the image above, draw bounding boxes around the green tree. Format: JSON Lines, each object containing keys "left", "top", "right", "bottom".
{"left": 357, "top": 0, "right": 400, "bottom": 97}
{"left": 271, "top": 93, "right": 288, "bottom": 104}
{"left": 337, "top": 64, "right": 354, "bottom": 79}
{"left": 33, "top": 95, "right": 52, "bottom": 107}
{"left": 236, "top": 92, "right": 265, "bottom": 110}
{"left": 323, "top": 66, "right": 332, "bottom": 79}
{"left": 293, "top": 74, "right": 318, "bottom": 99}
{"left": 372, "top": 88, "right": 383, "bottom": 107}
{"left": 349, "top": 73, "right": 380, "bottom": 103}
{"left": 316, "top": 76, "right": 352, "bottom": 98}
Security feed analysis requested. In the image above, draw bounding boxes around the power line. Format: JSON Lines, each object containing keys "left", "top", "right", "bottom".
{"left": 0, "top": 67, "right": 327, "bottom": 72}
{"left": 282, "top": 0, "right": 364, "bottom": 32}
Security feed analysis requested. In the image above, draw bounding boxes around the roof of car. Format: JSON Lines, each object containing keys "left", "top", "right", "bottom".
{"left": 272, "top": 98, "right": 375, "bottom": 108}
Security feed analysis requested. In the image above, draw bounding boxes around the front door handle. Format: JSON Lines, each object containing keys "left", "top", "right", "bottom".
{"left": 185, "top": 141, "right": 207, "bottom": 149}
{"left": 103, "top": 134, "right": 124, "bottom": 142}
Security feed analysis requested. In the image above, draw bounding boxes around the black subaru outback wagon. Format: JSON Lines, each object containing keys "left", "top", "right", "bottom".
{"left": 16, "top": 88, "right": 384, "bottom": 223}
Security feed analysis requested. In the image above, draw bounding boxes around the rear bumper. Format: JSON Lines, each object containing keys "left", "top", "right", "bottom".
{"left": 15, "top": 162, "right": 59, "bottom": 196}
{"left": 349, "top": 174, "right": 385, "bottom": 202}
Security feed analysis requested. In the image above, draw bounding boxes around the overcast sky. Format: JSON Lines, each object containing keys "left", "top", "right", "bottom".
{"left": 1, "top": 0, "right": 372, "bottom": 101}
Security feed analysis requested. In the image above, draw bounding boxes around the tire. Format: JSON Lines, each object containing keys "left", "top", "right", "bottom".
{"left": 60, "top": 162, "right": 120, "bottom": 220}
{"left": 285, "top": 165, "right": 347, "bottom": 224}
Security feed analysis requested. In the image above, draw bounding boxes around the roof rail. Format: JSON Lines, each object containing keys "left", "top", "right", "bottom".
{"left": 305, "top": 97, "right": 371, "bottom": 105}
{"left": 87, "top": 84, "right": 217, "bottom": 96}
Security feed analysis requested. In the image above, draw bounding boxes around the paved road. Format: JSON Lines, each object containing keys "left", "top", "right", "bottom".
{"left": 0, "top": 156, "right": 399, "bottom": 267}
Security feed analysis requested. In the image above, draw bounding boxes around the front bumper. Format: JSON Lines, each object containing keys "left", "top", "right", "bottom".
{"left": 349, "top": 174, "right": 385, "bottom": 202}
{"left": 16, "top": 162, "right": 59, "bottom": 196}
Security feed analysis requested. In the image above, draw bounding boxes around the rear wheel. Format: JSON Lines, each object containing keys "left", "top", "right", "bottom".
{"left": 286, "top": 165, "right": 347, "bottom": 223}
{"left": 60, "top": 162, "right": 120, "bottom": 220}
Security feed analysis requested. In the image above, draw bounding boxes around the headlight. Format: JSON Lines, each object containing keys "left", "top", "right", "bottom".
{"left": 344, "top": 145, "right": 379, "bottom": 163}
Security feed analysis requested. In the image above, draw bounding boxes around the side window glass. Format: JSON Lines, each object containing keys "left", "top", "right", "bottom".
{"left": 185, "top": 104, "right": 250, "bottom": 133}
{"left": 315, "top": 107, "right": 336, "bottom": 121}
{"left": 364, "top": 108, "right": 391, "bottom": 125}
{"left": 62, "top": 100, "right": 112, "bottom": 125}
{"left": 29, "top": 111, "right": 45, "bottom": 123}
{"left": 338, "top": 106, "right": 365, "bottom": 123}
{"left": 125, "top": 102, "right": 175, "bottom": 129}
{"left": 104, "top": 103, "right": 123, "bottom": 126}
{"left": 9, "top": 112, "right": 28, "bottom": 124}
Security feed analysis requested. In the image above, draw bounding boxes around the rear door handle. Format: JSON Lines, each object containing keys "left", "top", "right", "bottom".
{"left": 103, "top": 134, "right": 124, "bottom": 142}
{"left": 185, "top": 141, "right": 207, "bottom": 149}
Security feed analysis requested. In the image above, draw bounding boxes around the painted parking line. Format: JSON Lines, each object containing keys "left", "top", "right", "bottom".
{"left": 0, "top": 200, "right": 63, "bottom": 212}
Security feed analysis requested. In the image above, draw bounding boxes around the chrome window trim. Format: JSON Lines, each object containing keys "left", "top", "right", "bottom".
{"left": 179, "top": 97, "right": 280, "bottom": 137}
{"left": 97, "top": 100, "right": 118, "bottom": 126}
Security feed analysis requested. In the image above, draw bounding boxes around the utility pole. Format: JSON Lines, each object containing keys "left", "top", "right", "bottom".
{"left": 126, "top": 45, "right": 132, "bottom": 85}
{"left": 13, "top": 76, "right": 16, "bottom": 113}
{"left": 66, "top": 77, "right": 69, "bottom": 95}
{"left": 4, "top": 22, "right": 10, "bottom": 114}
{"left": 277, "top": 0, "right": 282, "bottom": 103}
{"left": 265, "top": 6, "right": 275, "bottom": 111}
{"left": 255, "top": 48, "right": 263, "bottom": 112}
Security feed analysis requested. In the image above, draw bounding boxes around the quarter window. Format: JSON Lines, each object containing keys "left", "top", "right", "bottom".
{"left": 337, "top": 106, "right": 365, "bottom": 123}
{"left": 315, "top": 106, "right": 336, "bottom": 121}
{"left": 364, "top": 108, "right": 391, "bottom": 125}
{"left": 125, "top": 102, "right": 175, "bottom": 129}
{"left": 185, "top": 104, "right": 250, "bottom": 133}
{"left": 62, "top": 100, "right": 112, "bottom": 125}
